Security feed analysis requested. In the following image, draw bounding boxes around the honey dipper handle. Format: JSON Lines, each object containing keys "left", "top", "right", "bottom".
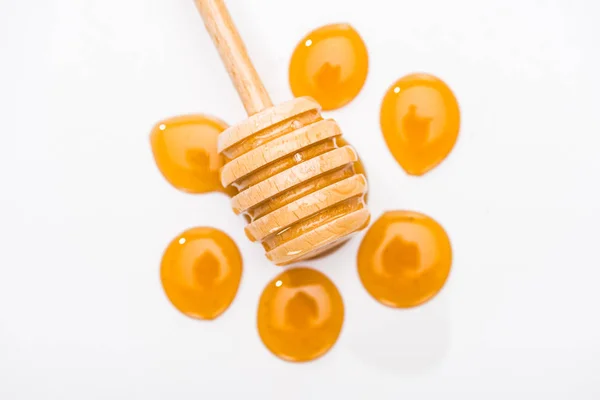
{"left": 194, "top": 0, "right": 273, "bottom": 115}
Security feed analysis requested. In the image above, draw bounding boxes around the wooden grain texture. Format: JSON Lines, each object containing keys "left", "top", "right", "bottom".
{"left": 218, "top": 97, "right": 320, "bottom": 154}
{"left": 230, "top": 146, "right": 358, "bottom": 214}
{"left": 266, "top": 208, "right": 371, "bottom": 265}
{"left": 194, "top": 1, "right": 370, "bottom": 265}
{"left": 194, "top": 0, "right": 272, "bottom": 115}
{"left": 220, "top": 119, "right": 341, "bottom": 187}
{"left": 245, "top": 174, "right": 367, "bottom": 242}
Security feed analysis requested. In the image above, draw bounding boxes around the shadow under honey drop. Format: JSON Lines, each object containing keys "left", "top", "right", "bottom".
{"left": 160, "top": 227, "right": 243, "bottom": 320}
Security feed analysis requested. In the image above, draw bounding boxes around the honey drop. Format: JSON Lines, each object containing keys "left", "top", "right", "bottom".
{"left": 289, "top": 24, "right": 368, "bottom": 110}
{"left": 160, "top": 227, "right": 242, "bottom": 320}
{"left": 357, "top": 211, "right": 452, "bottom": 308}
{"left": 150, "top": 114, "right": 236, "bottom": 196}
{"left": 257, "top": 267, "right": 344, "bottom": 362}
{"left": 380, "top": 73, "right": 460, "bottom": 176}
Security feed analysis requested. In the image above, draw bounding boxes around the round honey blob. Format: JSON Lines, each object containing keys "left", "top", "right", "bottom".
{"left": 380, "top": 73, "right": 460, "bottom": 176}
{"left": 257, "top": 267, "right": 344, "bottom": 362}
{"left": 160, "top": 227, "right": 242, "bottom": 320}
{"left": 357, "top": 211, "right": 452, "bottom": 308}
{"left": 289, "top": 24, "right": 368, "bottom": 110}
{"left": 150, "top": 114, "right": 235, "bottom": 195}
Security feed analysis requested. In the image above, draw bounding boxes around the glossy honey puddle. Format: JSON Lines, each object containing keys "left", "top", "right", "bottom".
{"left": 150, "top": 114, "right": 235, "bottom": 196}
{"left": 160, "top": 227, "right": 242, "bottom": 320}
{"left": 151, "top": 23, "right": 458, "bottom": 363}
{"left": 380, "top": 73, "right": 460, "bottom": 176}
{"left": 289, "top": 23, "right": 368, "bottom": 110}
{"left": 257, "top": 267, "right": 344, "bottom": 362}
{"left": 357, "top": 211, "right": 452, "bottom": 308}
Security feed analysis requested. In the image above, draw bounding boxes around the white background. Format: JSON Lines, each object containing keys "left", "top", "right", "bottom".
{"left": 1, "top": 0, "right": 600, "bottom": 398}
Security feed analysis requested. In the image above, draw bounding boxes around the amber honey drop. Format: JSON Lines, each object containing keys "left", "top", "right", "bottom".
{"left": 380, "top": 73, "right": 460, "bottom": 176}
{"left": 161, "top": 227, "right": 242, "bottom": 320}
{"left": 289, "top": 24, "right": 368, "bottom": 110}
{"left": 357, "top": 211, "right": 452, "bottom": 308}
{"left": 150, "top": 114, "right": 236, "bottom": 196}
{"left": 257, "top": 267, "right": 344, "bottom": 362}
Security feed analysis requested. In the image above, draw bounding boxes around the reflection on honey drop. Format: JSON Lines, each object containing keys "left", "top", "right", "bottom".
{"left": 380, "top": 73, "right": 460, "bottom": 176}
{"left": 150, "top": 114, "right": 236, "bottom": 196}
{"left": 289, "top": 24, "right": 368, "bottom": 110}
{"left": 257, "top": 267, "right": 344, "bottom": 362}
{"left": 161, "top": 227, "right": 242, "bottom": 320}
{"left": 357, "top": 211, "right": 452, "bottom": 308}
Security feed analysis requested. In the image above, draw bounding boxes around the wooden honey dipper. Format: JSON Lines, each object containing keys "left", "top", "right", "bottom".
{"left": 194, "top": 0, "right": 370, "bottom": 265}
